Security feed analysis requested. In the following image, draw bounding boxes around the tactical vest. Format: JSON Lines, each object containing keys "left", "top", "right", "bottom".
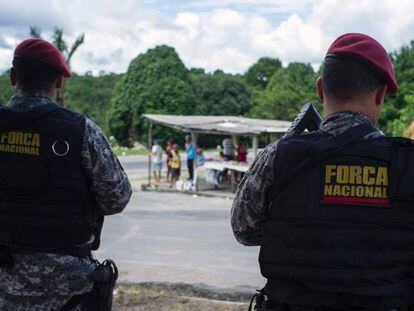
{"left": 0, "top": 102, "right": 99, "bottom": 253}
{"left": 260, "top": 125, "right": 414, "bottom": 309}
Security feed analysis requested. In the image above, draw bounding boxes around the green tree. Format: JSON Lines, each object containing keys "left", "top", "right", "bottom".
{"left": 0, "top": 72, "right": 14, "bottom": 105}
{"left": 64, "top": 73, "right": 121, "bottom": 134}
{"left": 190, "top": 70, "right": 252, "bottom": 116}
{"left": 108, "top": 45, "right": 196, "bottom": 145}
{"left": 245, "top": 57, "right": 282, "bottom": 89}
{"left": 249, "top": 62, "right": 320, "bottom": 121}
{"left": 377, "top": 42, "right": 414, "bottom": 136}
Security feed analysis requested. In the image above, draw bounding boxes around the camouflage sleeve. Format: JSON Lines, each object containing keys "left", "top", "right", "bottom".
{"left": 230, "top": 141, "right": 278, "bottom": 246}
{"left": 81, "top": 118, "right": 132, "bottom": 215}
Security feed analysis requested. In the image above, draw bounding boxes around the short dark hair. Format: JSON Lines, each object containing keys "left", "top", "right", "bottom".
{"left": 322, "top": 56, "right": 387, "bottom": 103}
{"left": 12, "top": 57, "right": 59, "bottom": 91}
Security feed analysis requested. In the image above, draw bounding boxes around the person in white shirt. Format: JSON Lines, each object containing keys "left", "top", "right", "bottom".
{"left": 151, "top": 139, "right": 164, "bottom": 186}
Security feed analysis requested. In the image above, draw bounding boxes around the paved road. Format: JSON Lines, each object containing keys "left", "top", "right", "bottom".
{"left": 119, "top": 154, "right": 189, "bottom": 180}
{"left": 96, "top": 191, "right": 265, "bottom": 291}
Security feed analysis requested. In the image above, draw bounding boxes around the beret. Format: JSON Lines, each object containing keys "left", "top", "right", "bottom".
{"left": 326, "top": 33, "right": 398, "bottom": 95}
{"left": 14, "top": 38, "right": 71, "bottom": 78}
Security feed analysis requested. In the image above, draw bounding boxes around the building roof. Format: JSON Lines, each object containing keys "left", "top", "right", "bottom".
{"left": 143, "top": 114, "right": 291, "bottom": 135}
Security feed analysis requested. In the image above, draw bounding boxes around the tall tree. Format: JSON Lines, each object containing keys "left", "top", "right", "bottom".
{"left": 108, "top": 45, "right": 196, "bottom": 145}
{"left": 248, "top": 62, "right": 320, "bottom": 121}
{"left": 190, "top": 70, "right": 252, "bottom": 116}
{"left": 245, "top": 57, "right": 282, "bottom": 89}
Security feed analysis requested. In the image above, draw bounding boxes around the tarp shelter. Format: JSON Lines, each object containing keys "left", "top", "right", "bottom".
{"left": 143, "top": 114, "right": 291, "bottom": 186}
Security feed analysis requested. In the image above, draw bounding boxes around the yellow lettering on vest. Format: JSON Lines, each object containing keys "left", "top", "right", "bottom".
{"left": 325, "top": 165, "right": 336, "bottom": 184}
{"left": 356, "top": 186, "right": 364, "bottom": 197}
{"left": 373, "top": 187, "right": 383, "bottom": 198}
{"left": 324, "top": 185, "right": 333, "bottom": 195}
{"left": 365, "top": 186, "right": 374, "bottom": 197}
{"left": 10, "top": 145, "right": 16, "bottom": 152}
{"left": 0, "top": 144, "right": 4, "bottom": 151}
{"left": 349, "top": 166, "right": 362, "bottom": 184}
{"left": 7, "top": 132, "right": 15, "bottom": 144}
{"left": 0, "top": 133, "right": 7, "bottom": 144}
{"left": 376, "top": 167, "right": 388, "bottom": 186}
{"left": 29, "top": 147, "right": 36, "bottom": 155}
{"left": 14, "top": 132, "right": 23, "bottom": 145}
{"left": 333, "top": 185, "right": 341, "bottom": 196}
{"left": 337, "top": 165, "right": 349, "bottom": 184}
{"left": 23, "top": 133, "right": 31, "bottom": 146}
{"left": 383, "top": 187, "right": 388, "bottom": 198}
{"left": 363, "top": 167, "right": 375, "bottom": 185}
{"left": 31, "top": 134, "right": 40, "bottom": 147}
{"left": 341, "top": 185, "right": 350, "bottom": 196}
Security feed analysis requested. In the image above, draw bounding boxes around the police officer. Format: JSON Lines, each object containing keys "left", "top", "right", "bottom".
{"left": 231, "top": 33, "right": 414, "bottom": 310}
{"left": 0, "top": 38, "right": 132, "bottom": 310}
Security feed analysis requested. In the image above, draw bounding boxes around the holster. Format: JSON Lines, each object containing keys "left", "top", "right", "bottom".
{"left": 61, "top": 259, "right": 118, "bottom": 311}
{"left": 249, "top": 288, "right": 266, "bottom": 311}
{"left": 89, "top": 259, "right": 118, "bottom": 311}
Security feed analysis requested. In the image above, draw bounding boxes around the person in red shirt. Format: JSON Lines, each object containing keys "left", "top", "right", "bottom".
{"left": 237, "top": 142, "right": 248, "bottom": 163}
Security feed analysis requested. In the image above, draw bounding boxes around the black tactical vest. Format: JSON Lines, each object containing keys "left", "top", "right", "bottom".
{"left": 0, "top": 102, "right": 98, "bottom": 252}
{"left": 260, "top": 125, "right": 414, "bottom": 309}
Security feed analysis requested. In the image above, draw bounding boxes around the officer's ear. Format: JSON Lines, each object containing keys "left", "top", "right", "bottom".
{"left": 316, "top": 76, "right": 324, "bottom": 101}
{"left": 375, "top": 85, "right": 387, "bottom": 107}
{"left": 55, "top": 75, "right": 64, "bottom": 89}
{"left": 9, "top": 68, "right": 16, "bottom": 86}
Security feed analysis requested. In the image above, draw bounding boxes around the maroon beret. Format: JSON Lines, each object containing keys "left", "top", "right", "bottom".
{"left": 326, "top": 33, "right": 398, "bottom": 95}
{"left": 14, "top": 38, "right": 71, "bottom": 78}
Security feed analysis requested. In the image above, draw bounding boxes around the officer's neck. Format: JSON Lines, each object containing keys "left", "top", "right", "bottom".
{"left": 16, "top": 86, "right": 55, "bottom": 99}
{"left": 324, "top": 100, "right": 378, "bottom": 127}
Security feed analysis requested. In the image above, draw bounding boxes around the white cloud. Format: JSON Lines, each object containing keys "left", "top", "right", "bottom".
{"left": 1, "top": 0, "right": 414, "bottom": 75}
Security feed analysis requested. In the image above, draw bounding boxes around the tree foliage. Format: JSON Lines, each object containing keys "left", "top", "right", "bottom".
{"left": 190, "top": 70, "right": 252, "bottom": 116}
{"left": 378, "top": 42, "right": 414, "bottom": 136}
{"left": 0, "top": 72, "right": 13, "bottom": 106}
{"left": 64, "top": 73, "right": 121, "bottom": 134}
{"left": 245, "top": 57, "right": 282, "bottom": 89}
{"left": 108, "top": 45, "right": 196, "bottom": 145}
{"left": 248, "top": 62, "right": 320, "bottom": 120}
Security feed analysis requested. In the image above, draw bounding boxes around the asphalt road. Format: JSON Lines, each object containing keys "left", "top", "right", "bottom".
{"left": 119, "top": 154, "right": 189, "bottom": 180}
{"left": 95, "top": 191, "right": 265, "bottom": 291}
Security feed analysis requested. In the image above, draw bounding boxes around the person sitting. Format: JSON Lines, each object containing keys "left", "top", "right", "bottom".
{"left": 195, "top": 147, "right": 205, "bottom": 167}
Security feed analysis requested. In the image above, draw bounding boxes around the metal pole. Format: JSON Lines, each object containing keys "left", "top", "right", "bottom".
{"left": 191, "top": 132, "right": 198, "bottom": 190}
{"left": 252, "top": 135, "right": 258, "bottom": 157}
{"left": 148, "top": 121, "right": 153, "bottom": 187}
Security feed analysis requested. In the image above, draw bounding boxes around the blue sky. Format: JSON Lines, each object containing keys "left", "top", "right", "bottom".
{"left": 0, "top": 0, "right": 413, "bottom": 75}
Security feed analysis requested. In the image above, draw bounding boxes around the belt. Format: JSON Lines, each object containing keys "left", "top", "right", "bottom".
{"left": 0, "top": 243, "right": 92, "bottom": 257}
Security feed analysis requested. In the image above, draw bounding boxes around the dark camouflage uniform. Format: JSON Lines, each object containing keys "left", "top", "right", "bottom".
{"left": 231, "top": 111, "right": 383, "bottom": 246}
{"left": 0, "top": 91, "right": 132, "bottom": 310}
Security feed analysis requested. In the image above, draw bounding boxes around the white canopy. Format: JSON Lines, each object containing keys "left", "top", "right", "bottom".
{"left": 143, "top": 114, "right": 291, "bottom": 135}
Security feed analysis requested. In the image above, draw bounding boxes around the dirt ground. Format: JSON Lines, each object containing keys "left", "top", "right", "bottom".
{"left": 113, "top": 283, "right": 251, "bottom": 311}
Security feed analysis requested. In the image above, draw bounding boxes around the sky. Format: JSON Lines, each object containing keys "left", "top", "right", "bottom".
{"left": 0, "top": 0, "right": 414, "bottom": 75}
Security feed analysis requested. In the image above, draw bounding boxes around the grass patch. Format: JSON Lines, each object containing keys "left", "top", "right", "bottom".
{"left": 113, "top": 283, "right": 251, "bottom": 311}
